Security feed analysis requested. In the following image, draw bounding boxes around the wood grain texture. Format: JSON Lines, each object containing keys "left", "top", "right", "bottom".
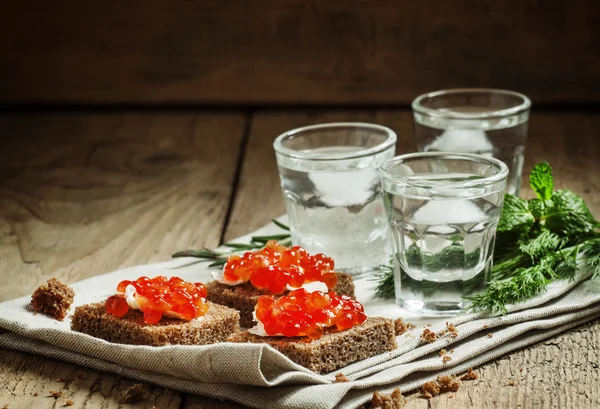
{"left": 1, "top": 1, "right": 599, "bottom": 105}
{"left": 0, "top": 111, "right": 247, "bottom": 302}
{"left": 0, "top": 350, "right": 182, "bottom": 409}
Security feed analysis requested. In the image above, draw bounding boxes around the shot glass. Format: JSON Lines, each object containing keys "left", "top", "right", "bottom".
{"left": 273, "top": 123, "right": 397, "bottom": 276}
{"left": 412, "top": 88, "right": 530, "bottom": 196}
{"left": 380, "top": 152, "right": 508, "bottom": 316}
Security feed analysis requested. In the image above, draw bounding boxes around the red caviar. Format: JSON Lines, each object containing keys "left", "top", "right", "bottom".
{"left": 223, "top": 241, "right": 338, "bottom": 293}
{"left": 255, "top": 288, "right": 367, "bottom": 339}
{"left": 105, "top": 276, "right": 209, "bottom": 324}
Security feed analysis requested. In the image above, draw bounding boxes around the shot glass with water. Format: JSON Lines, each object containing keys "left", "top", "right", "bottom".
{"left": 273, "top": 123, "right": 397, "bottom": 276}
{"left": 412, "top": 88, "right": 530, "bottom": 196}
{"left": 380, "top": 152, "right": 508, "bottom": 316}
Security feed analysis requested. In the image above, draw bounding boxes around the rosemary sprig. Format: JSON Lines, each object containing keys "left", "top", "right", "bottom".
{"left": 172, "top": 220, "right": 291, "bottom": 267}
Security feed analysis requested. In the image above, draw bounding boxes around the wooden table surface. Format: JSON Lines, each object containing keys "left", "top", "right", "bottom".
{"left": 0, "top": 108, "right": 599, "bottom": 409}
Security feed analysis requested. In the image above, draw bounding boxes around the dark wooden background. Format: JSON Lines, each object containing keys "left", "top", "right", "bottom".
{"left": 1, "top": 0, "right": 599, "bottom": 106}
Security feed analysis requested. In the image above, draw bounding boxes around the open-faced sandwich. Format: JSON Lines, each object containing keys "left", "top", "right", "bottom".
{"left": 71, "top": 276, "right": 239, "bottom": 346}
{"left": 207, "top": 240, "right": 355, "bottom": 328}
{"left": 228, "top": 288, "right": 396, "bottom": 374}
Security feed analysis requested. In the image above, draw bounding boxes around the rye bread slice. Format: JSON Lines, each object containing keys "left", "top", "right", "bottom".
{"left": 71, "top": 301, "right": 239, "bottom": 346}
{"left": 207, "top": 272, "right": 355, "bottom": 328}
{"left": 228, "top": 317, "right": 396, "bottom": 374}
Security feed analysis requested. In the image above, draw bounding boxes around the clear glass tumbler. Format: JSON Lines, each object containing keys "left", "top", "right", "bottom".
{"left": 273, "top": 123, "right": 397, "bottom": 276}
{"left": 412, "top": 88, "right": 530, "bottom": 196}
{"left": 380, "top": 152, "right": 508, "bottom": 316}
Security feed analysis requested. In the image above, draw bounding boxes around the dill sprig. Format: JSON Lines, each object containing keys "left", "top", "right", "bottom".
{"left": 172, "top": 220, "right": 291, "bottom": 267}
{"left": 467, "top": 244, "right": 579, "bottom": 314}
{"left": 374, "top": 161, "right": 600, "bottom": 314}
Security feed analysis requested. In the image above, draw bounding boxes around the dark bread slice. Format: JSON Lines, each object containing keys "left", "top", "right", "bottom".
{"left": 71, "top": 301, "right": 239, "bottom": 346}
{"left": 31, "top": 278, "right": 75, "bottom": 321}
{"left": 207, "top": 272, "right": 355, "bottom": 328}
{"left": 228, "top": 317, "right": 396, "bottom": 374}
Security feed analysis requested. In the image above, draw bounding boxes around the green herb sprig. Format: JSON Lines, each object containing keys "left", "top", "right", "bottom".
{"left": 172, "top": 220, "right": 291, "bottom": 267}
{"left": 374, "top": 162, "right": 600, "bottom": 313}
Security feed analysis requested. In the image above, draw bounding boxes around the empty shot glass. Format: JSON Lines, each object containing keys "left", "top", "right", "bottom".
{"left": 412, "top": 88, "right": 530, "bottom": 196}
{"left": 380, "top": 152, "right": 509, "bottom": 316}
{"left": 273, "top": 123, "right": 397, "bottom": 276}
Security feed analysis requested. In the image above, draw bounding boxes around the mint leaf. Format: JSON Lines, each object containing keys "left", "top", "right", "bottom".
{"left": 529, "top": 162, "right": 554, "bottom": 201}
{"left": 498, "top": 194, "right": 535, "bottom": 234}
{"left": 529, "top": 198, "right": 554, "bottom": 219}
{"left": 545, "top": 189, "right": 597, "bottom": 235}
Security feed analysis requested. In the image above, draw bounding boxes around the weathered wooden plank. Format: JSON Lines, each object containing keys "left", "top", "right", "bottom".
{"left": 1, "top": 1, "right": 599, "bottom": 105}
{"left": 0, "top": 110, "right": 247, "bottom": 409}
{"left": 0, "top": 350, "right": 183, "bottom": 409}
{"left": 216, "top": 109, "right": 600, "bottom": 408}
{"left": 0, "top": 111, "right": 248, "bottom": 302}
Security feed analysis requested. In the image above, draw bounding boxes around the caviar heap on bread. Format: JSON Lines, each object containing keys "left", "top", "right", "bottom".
{"left": 221, "top": 240, "right": 338, "bottom": 293}
{"left": 105, "top": 276, "right": 209, "bottom": 324}
{"left": 207, "top": 241, "right": 355, "bottom": 328}
{"left": 252, "top": 288, "right": 367, "bottom": 340}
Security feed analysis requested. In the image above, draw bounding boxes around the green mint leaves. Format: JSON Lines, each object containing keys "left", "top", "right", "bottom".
{"left": 545, "top": 189, "right": 596, "bottom": 236}
{"left": 497, "top": 162, "right": 597, "bottom": 238}
{"left": 529, "top": 161, "right": 554, "bottom": 201}
{"left": 497, "top": 195, "right": 534, "bottom": 234}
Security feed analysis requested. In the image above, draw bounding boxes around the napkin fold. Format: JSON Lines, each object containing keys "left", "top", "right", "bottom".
{"left": 1, "top": 218, "right": 599, "bottom": 409}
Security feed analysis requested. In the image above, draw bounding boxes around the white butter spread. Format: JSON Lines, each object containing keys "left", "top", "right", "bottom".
{"left": 248, "top": 311, "right": 283, "bottom": 337}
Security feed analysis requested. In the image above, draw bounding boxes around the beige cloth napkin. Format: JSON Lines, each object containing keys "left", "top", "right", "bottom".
{"left": 1, "top": 219, "right": 599, "bottom": 409}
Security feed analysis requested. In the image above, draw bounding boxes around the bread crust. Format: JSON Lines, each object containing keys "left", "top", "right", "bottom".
{"left": 228, "top": 317, "right": 396, "bottom": 374}
{"left": 207, "top": 272, "right": 355, "bottom": 328}
{"left": 71, "top": 301, "right": 239, "bottom": 346}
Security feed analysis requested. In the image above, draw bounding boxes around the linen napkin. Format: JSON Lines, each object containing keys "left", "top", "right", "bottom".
{"left": 1, "top": 218, "right": 599, "bottom": 409}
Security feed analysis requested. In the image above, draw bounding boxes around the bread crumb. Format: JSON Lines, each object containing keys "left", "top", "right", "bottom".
{"left": 76, "top": 372, "right": 86, "bottom": 380}
{"left": 426, "top": 323, "right": 432, "bottom": 327}
{"left": 519, "top": 368, "right": 523, "bottom": 372}
{"left": 450, "top": 349, "right": 454, "bottom": 353}
{"left": 335, "top": 373, "right": 350, "bottom": 383}
{"left": 121, "top": 383, "right": 145, "bottom": 403}
{"left": 437, "top": 375, "right": 461, "bottom": 393}
{"left": 421, "top": 328, "right": 437, "bottom": 343}
{"left": 64, "top": 400, "right": 74, "bottom": 407}
{"left": 506, "top": 380, "right": 516, "bottom": 386}
{"left": 439, "top": 349, "right": 447, "bottom": 356}
{"left": 49, "top": 390, "right": 62, "bottom": 398}
{"left": 442, "top": 355, "right": 452, "bottom": 363}
{"left": 460, "top": 368, "right": 478, "bottom": 381}
{"left": 30, "top": 278, "right": 75, "bottom": 321}
{"left": 2, "top": 404, "right": 8, "bottom": 409}
{"left": 394, "top": 318, "right": 415, "bottom": 335}
{"left": 420, "top": 381, "right": 440, "bottom": 399}
{"left": 446, "top": 322, "right": 458, "bottom": 338}
{"left": 56, "top": 377, "right": 65, "bottom": 382}
{"left": 487, "top": 333, "right": 493, "bottom": 338}
{"left": 448, "top": 393, "right": 456, "bottom": 399}
{"left": 483, "top": 324, "right": 487, "bottom": 329}
{"left": 33, "top": 392, "right": 38, "bottom": 396}
{"left": 371, "top": 388, "right": 406, "bottom": 408}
